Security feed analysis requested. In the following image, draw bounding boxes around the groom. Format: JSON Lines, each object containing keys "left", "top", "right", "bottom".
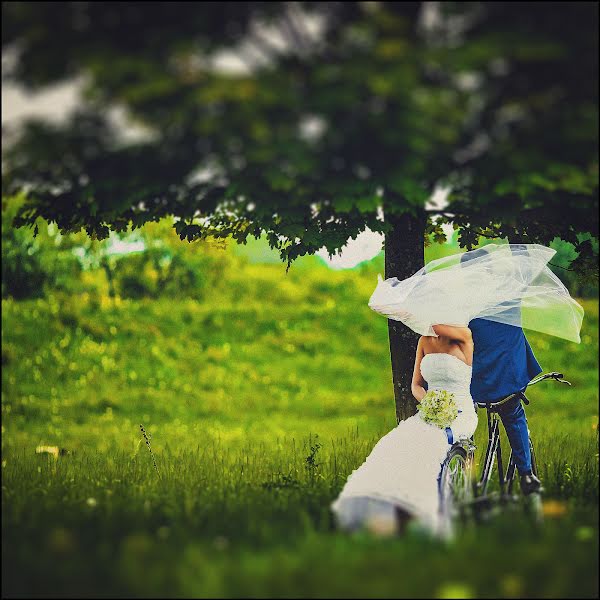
{"left": 461, "top": 247, "right": 543, "bottom": 495}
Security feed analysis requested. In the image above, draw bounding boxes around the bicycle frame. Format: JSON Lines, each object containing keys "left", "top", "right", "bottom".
{"left": 475, "top": 392, "right": 530, "bottom": 498}
{"left": 472, "top": 372, "right": 571, "bottom": 501}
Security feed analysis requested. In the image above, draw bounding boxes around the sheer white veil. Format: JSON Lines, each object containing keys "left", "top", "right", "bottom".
{"left": 368, "top": 244, "right": 584, "bottom": 343}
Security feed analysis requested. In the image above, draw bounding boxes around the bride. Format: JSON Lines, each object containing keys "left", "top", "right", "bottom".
{"left": 331, "top": 323, "right": 478, "bottom": 537}
{"left": 331, "top": 244, "right": 583, "bottom": 537}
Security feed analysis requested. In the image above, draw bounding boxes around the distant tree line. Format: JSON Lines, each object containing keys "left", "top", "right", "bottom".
{"left": 3, "top": 196, "right": 597, "bottom": 301}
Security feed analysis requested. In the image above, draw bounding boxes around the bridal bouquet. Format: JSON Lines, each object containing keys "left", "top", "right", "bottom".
{"left": 417, "top": 389, "right": 458, "bottom": 429}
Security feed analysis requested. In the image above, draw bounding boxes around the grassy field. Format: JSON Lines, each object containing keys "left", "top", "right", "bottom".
{"left": 1, "top": 255, "right": 598, "bottom": 598}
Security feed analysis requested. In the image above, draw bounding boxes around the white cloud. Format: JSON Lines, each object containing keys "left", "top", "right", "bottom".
{"left": 317, "top": 227, "right": 383, "bottom": 269}
{"left": 2, "top": 79, "right": 83, "bottom": 125}
{"left": 317, "top": 186, "right": 455, "bottom": 269}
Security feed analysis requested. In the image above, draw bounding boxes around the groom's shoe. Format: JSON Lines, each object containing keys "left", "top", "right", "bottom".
{"left": 394, "top": 506, "right": 414, "bottom": 536}
{"left": 520, "top": 472, "right": 543, "bottom": 495}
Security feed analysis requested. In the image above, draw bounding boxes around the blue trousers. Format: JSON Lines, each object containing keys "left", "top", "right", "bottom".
{"left": 493, "top": 395, "right": 532, "bottom": 475}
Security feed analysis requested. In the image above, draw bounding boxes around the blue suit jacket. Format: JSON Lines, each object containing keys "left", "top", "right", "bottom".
{"left": 469, "top": 317, "right": 542, "bottom": 402}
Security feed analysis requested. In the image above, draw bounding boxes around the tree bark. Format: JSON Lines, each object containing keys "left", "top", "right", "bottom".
{"left": 101, "top": 257, "right": 116, "bottom": 299}
{"left": 384, "top": 209, "right": 426, "bottom": 423}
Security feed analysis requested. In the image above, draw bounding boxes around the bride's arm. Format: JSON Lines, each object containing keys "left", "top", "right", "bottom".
{"left": 411, "top": 337, "right": 427, "bottom": 402}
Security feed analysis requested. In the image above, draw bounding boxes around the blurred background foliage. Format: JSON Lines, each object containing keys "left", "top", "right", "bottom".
{"left": 2, "top": 190, "right": 598, "bottom": 597}
{"left": 2, "top": 1, "right": 598, "bottom": 273}
{"left": 2, "top": 1, "right": 598, "bottom": 596}
{"left": 3, "top": 0, "right": 597, "bottom": 423}
{"left": 3, "top": 194, "right": 597, "bottom": 302}
{"left": 2, "top": 194, "right": 236, "bottom": 301}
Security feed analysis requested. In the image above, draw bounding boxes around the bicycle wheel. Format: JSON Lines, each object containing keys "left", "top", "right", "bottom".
{"left": 439, "top": 444, "right": 474, "bottom": 526}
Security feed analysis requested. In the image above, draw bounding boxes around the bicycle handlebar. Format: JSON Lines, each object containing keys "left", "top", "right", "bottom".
{"left": 527, "top": 372, "right": 572, "bottom": 387}
{"left": 476, "top": 371, "right": 571, "bottom": 410}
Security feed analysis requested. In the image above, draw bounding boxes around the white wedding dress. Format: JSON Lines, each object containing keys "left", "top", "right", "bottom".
{"left": 331, "top": 353, "right": 478, "bottom": 535}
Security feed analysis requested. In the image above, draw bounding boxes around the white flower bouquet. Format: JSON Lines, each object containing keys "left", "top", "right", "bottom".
{"left": 417, "top": 389, "right": 458, "bottom": 429}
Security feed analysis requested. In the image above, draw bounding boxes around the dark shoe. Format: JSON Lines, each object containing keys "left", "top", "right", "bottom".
{"left": 520, "top": 472, "right": 543, "bottom": 495}
{"left": 394, "top": 506, "right": 414, "bottom": 535}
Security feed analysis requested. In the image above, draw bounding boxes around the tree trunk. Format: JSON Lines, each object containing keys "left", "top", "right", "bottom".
{"left": 384, "top": 209, "right": 426, "bottom": 423}
{"left": 101, "top": 257, "right": 116, "bottom": 299}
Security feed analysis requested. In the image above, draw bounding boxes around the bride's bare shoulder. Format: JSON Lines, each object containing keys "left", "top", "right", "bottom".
{"left": 419, "top": 335, "right": 437, "bottom": 351}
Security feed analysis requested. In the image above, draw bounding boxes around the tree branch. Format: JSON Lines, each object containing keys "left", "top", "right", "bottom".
{"left": 468, "top": 228, "right": 502, "bottom": 240}
{"left": 284, "top": 3, "right": 308, "bottom": 53}
{"left": 247, "top": 30, "right": 282, "bottom": 63}
{"left": 548, "top": 262, "right": 575, "bottom": 272}
{"left": 425, "top": 209, "right": 455, "bottom": 215}
{"left": 281, "top": 6, "right": 307, "bottom": 55}
{"left": 434, "top": 221, "right": 580, "bottom": 272}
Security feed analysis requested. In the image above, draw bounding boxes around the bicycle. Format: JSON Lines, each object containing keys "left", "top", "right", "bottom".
{"left": 438, "top": 371, "right": 572, "bottom": 528}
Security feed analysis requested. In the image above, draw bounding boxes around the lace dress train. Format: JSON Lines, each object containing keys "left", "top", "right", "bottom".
{"left": 331, "top": 353, "right": 478, "bottom": 535}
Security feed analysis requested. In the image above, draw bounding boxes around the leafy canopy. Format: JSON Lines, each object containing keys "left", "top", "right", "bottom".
{"left": 2, "top": 2, "right": 597, "bottom": 274}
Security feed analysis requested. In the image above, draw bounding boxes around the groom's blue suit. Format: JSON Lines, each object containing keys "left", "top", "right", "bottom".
{"left": 469, "top": 317, "right": 542, "bottom": 474}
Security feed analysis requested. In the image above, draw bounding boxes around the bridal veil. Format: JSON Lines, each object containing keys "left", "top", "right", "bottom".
{"left": 368, "top": 244, "right": 584, "bottom": 343}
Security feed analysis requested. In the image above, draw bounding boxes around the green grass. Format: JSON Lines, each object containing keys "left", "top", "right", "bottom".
{"left": 2, "top": 260, "right": 598, "bottom": 598}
